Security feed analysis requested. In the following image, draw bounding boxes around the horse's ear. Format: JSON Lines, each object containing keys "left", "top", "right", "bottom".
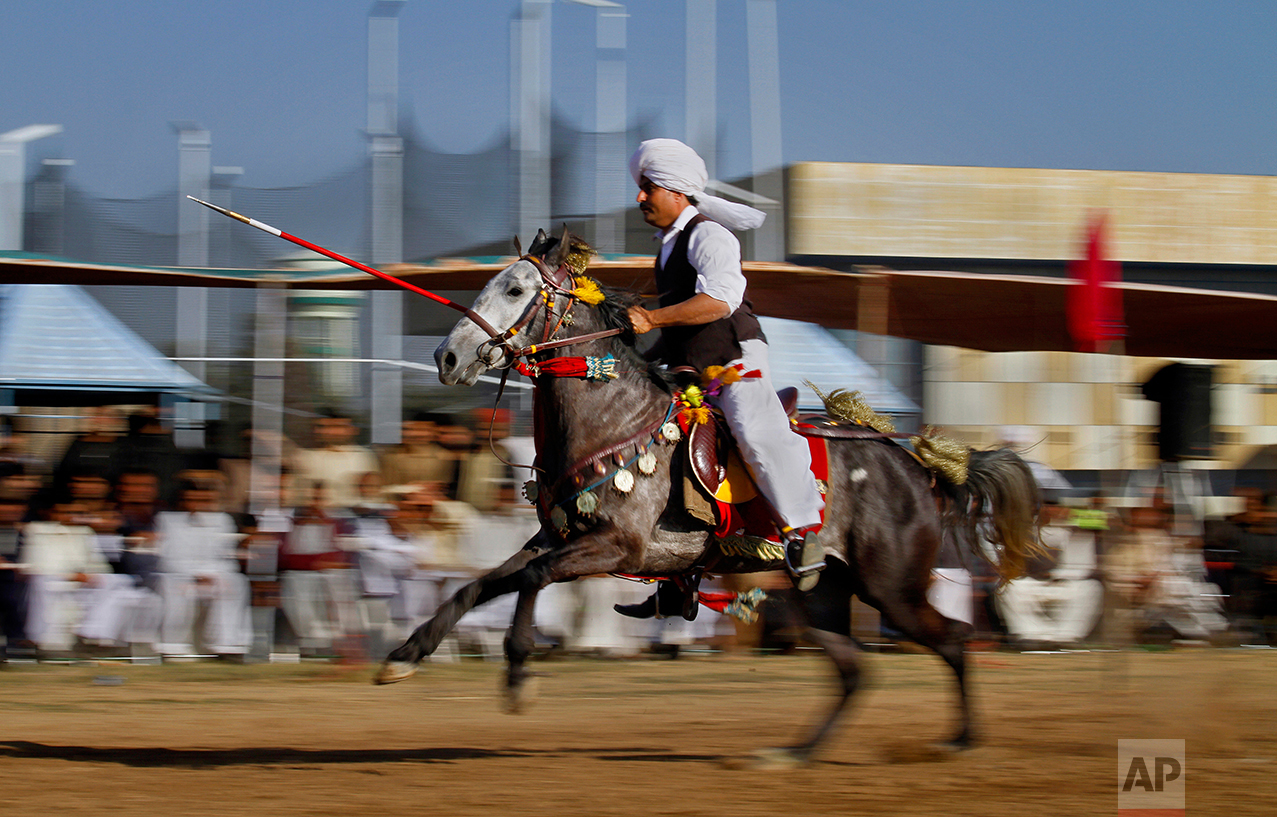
{"left": 512, "top": 235, "right": 522, "bottom": 257}
{"left": 546, "top": 224, "right": 572, "bottom": 268}
{"left": 526, "top": 228, "right": 551, "bottom": 258}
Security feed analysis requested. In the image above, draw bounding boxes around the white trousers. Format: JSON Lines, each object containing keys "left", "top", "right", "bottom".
{"left": 716, "top": 339, "right": 825, "bottom": 531}
{"left": 1150, "top": 575, "right": 1228, "bottom": 640}
{"left": 76, "top": 573, "right": 161, "bottom": 646}
{"left": 280, "top": 569, "right": 359, "bottom": 650}
{"left": 158, "top": 572, "right": 251, "bottom": 655}
{"left": 26, "top": 575, "right": 88, "bottom": 651}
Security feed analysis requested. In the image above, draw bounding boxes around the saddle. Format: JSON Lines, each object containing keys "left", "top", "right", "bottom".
{"left": 682, "top": 386, "right": 829, "bottom": 545}
{"left": 687, "top": 386, "right": 800, "bottom": 502}
{"left": 689, "top": 385, "right": 796, "bottom": 508}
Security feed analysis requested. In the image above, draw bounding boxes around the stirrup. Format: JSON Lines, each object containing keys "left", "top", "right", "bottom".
{"left": 784, "top": 531, "right": 825, "bottom": 592}
{"left": 681, "top": 570, "right": 702, "bottom": 622}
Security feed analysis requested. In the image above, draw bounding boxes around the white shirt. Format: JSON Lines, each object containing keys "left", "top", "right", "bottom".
{"left": 156, "top": 511, "right": 241, "bottom": 578}
{"left": 655, "top": 205, "right": 746, "bottom": 312}
{"left": 23, "top": 522, "right": 108, "bottom": 577}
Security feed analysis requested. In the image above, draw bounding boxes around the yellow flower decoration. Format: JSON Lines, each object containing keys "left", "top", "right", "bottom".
{"left": 570, "top": 276, "right": 605, "bottom": 305}
{"left": 702, "top": 365, "right": 741, "bottom": 388}
{"left": 682, "top": 406, "right": 712, "bottom": 425}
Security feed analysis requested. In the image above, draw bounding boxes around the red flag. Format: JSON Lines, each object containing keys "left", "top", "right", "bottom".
{"left": 1067, "top": 213, "right": 1125, "bottom": 352}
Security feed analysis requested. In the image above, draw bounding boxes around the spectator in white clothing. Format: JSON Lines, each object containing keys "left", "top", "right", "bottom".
{"left": 75, "top": 505, "right": 162, "bottom": 654}
{"left": 996, "top": 497, "right": 1104, "bottom": 649}
{"left": 21, "top": 500, "right": 111, "bottom": 653}
{"left": 155, "top": 482, "right": 251, "bottom": 658}
{"left": 278, "top": 481, "right": 359, "bottom": 658}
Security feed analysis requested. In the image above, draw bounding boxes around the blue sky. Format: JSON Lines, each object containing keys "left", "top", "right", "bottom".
{"left": 3, "top": 0, "right": 1275, "bottom": 199}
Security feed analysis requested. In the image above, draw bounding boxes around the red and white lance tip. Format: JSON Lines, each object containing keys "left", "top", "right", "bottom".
{"left": 186, "top": 195, "right": 282, "bottom": 237}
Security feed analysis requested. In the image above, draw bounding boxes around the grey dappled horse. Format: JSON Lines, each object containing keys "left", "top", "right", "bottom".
{"left": 376, "top": 229, "right": 1041, "bottom": 764}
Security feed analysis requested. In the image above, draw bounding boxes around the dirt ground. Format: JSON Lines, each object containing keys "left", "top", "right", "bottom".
{"left": 1, "top": 648, "right": 1274, "bottom": 816}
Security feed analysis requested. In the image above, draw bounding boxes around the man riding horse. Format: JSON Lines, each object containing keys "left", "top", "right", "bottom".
{"left": 620, "top": 138, "right": 826, "bottom": 611}
{"left": 193, "top": 184, "right": 1041, "bottom": 759}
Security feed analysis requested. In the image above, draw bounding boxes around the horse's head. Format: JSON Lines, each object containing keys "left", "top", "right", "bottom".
{"left": 435, "top": 228, "right": 580, "bottom": 386}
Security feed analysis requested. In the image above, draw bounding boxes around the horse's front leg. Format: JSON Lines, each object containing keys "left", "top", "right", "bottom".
{"left": 499, "top": 528, "right": 635, "bottom": 710}
{"left": 374, "top": 533, "right": 551, "bottom": 684}
{"left": 502, "top": 583, "right": 541, "bottom": 713}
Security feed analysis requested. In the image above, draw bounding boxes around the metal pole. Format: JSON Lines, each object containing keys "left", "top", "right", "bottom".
{"left": 368, "top": 1, "right": 406, "bottom": 446}
{"left": 746, "top": 0, "right": 784, "bottom": 262}
{"left": 249, "top": 283, "right": 287, "bottom": 516}
{"left": 685, "top": 0, "right": 717, "bottom": 180}
{"left": 594, "top": 2, "right": 626, "bottom": 253}
{"left": 175, "top": 124, "right": 212, "bottom": 447}
{"left": 246, "top": 284, "right": 286, "bottom": 663}
{"left": 512, "top": 1, "right": 552, "bottom": 244}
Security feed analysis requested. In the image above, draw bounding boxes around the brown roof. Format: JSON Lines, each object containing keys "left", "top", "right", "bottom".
{"left": 3, "top": 254, "right": 1274, "bottom": 359}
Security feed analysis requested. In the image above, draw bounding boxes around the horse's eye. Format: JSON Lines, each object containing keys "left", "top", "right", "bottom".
{"left": 508, "top": 287, "right": 524, "bottom": 298}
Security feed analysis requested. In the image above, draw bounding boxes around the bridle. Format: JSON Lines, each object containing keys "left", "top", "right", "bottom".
{"left": 454, "top": 248, "right": 683, "bottom": 535}
{"left": 466, "top": 252, "right": 625, "bottom": 372}
{"left": 459, "top": 250, "right": 632, "bottom": 478}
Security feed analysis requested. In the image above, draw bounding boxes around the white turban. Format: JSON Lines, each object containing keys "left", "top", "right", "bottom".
{"left": 628, "top": 138, "right": 766, "bottom": 232}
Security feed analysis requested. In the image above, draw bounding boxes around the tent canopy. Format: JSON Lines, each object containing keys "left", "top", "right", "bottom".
{"left": 0, "top": 283, "right": 213, "bottom": 394}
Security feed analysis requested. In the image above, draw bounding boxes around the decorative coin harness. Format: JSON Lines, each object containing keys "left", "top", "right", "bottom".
{"left": 524, "top": 364, "right": 758, "bottom": 538}
{"left": 524, "top": 397, "right": 679, "bottom": 537}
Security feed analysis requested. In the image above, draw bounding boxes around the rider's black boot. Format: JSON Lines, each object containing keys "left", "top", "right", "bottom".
{"left": 613, "top": 579, "right": 690, "bottom": 620}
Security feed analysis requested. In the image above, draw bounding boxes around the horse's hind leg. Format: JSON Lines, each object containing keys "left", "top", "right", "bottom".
{"left": 782, "top": 626, "right": 863, "bottom": 762}
{"left": 759, "top": 560, "right": 863, "bottom": 765}
{"left": 876, "top": 593, "right": 974, "bottom": 749}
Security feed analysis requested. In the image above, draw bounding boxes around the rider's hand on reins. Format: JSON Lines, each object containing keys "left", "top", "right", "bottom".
{"left": 627, "top": 305, "right": 655, "bottom": 334}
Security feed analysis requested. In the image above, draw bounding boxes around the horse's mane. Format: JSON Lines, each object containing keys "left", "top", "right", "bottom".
{"left": 593, "top": 285, "right": 673, "bottom": 392}
{"left": 527, "top": 229, "right": 671, "bottom": 392}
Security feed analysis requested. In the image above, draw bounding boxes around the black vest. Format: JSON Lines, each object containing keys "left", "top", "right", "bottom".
{"left": 654, "top": 214, "right": 764, "bottom": 371}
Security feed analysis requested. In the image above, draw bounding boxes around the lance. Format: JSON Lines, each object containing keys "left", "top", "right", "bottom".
{"left": 185, "top": 195, "right": 502, "bottom": 337}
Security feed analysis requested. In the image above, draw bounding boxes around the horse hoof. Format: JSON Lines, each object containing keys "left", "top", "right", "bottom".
{"left": 373, "top": 660, "right": 418, "bottom": 685}
{"left": 501, "top": 673, "right": 540, "bottom": 715}
{"left": 730, "top": 746, "right": 809, "bottom": 770}
{"left": 935, "top": 738, "right": 973, "bottom": 753}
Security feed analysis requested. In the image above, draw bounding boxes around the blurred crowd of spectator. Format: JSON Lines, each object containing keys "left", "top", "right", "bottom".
{"left": 0, "top": 406, "right": 717, "bottom": 664}
{"left": 975, "top": 489, "right": 1277, "bottom": 651}
{"left": 1, "top": 405, "right": 1274, "bottom": 664}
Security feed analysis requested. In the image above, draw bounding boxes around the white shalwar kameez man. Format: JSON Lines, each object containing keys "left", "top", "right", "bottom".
{"left": 155, "top": 508, "right": 251, "bottom": 656}
{"left": 23, "top": 517, "right": 110, "bottom": 651}
{"left": 623, "top": 138, "right": 825, "bottom": 599}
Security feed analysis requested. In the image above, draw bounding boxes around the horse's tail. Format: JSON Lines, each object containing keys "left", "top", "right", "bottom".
{"left": 940, "top": 447, "right": 1045, "bottom": 584}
